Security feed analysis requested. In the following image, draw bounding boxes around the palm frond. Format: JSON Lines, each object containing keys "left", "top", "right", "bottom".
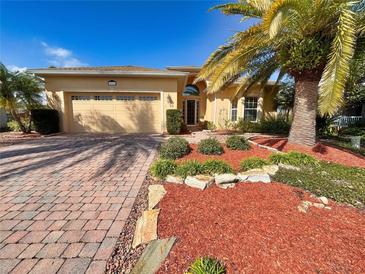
{"left": 248, "top": 0, "right": 272, "bottom": 12}
{"left": 210, "top": 3, "right": 262, "bottom": 18}
{"left": 318, "top": 5, "right": 357, "bottom": 115}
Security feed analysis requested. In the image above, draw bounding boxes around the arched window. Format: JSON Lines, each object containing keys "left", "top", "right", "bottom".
{"left": 183, "top": 84, "right": 200, "bottom": 96}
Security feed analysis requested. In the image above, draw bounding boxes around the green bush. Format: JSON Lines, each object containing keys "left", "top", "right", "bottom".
{"left": 31, "top": 109, "right": 59, "bottom": 135}
{"left": 166, "top": 109, "right": 183, "bottom": 135}
{"left": 197, "top": 138, "right": 224, "bottom": 155}
{"left": 186, "top": 257, "right": 226, "bottom": 274}
{"left": 269, "top": 151, "right": 319, "bottom": 167}
{"left": 150, "top": 159, "right": 177, "bottom": 179}
{"left": 225, "top": 135, "right": 250, "bottom": 150}
{"left": 175, "top": 160, "right": 203, "bottom": 178}
{"left": 340, "top": 126, "right": 365, "bottom": 137}
{"left": 237, "top": 119, "right": 261, "bottom": 133}
{"left": 7, "top": 117, "right": 34, "bottom": 132}
{"left": 240, "top": 157, "right": 270, "bottom": 171}
{"left": 202, "top": 159, "right": 233, "bottom": 175}
{"left": 160, "top": 137, "right": 190, "bottom": 159}
{"left": 259, "top": 115, "right": 291, "bottom": 134}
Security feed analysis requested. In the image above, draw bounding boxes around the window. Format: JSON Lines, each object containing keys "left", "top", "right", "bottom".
{"left": 116, "top": 95, "right": 135, "bottom": 101}
{"left": 71, "top": 95, "right": 91, "bottom": 100}
{"left": 94, "top": 95, "right": 113, "bottom": 101}
{"left": 231, "top": 100, "right": 238, "bottom": 121}
{"left": 244, "top": 97, "right": 258, "bottom": 122}
{"left": 139, "top": 96, "right": 157, "bottom": 101}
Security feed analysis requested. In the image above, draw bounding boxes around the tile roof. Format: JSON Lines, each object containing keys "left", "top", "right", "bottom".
{"left": 33, "top": 65, "right": 168, "bottom": 72}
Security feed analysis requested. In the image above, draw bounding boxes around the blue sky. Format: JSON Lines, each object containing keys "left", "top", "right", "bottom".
{"left": 0, "top": 0, "right": 255, "bottom": 71}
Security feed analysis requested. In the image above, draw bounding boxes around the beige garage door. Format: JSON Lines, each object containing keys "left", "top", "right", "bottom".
{"left": 70, "top": 93, "right": 161, "bottom": 133}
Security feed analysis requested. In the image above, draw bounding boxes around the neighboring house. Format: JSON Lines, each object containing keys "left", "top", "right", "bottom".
{"left": 29, "top": 66, "right": 279, "bottom": 134}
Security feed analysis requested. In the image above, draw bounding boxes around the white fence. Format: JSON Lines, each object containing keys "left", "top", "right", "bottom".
{"left": 333, "top": 116, "right": 363, "bottom": 128}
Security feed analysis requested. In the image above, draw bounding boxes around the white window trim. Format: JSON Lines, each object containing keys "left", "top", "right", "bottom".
{"left": 230, "top": 100, "right": 238, "bottom": 122}
{"left": 243, "top": 97, "right": 259, "bottom": 122}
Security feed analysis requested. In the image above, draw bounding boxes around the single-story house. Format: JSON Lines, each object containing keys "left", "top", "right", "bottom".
{"left": 29, "top": 66, "right": 279, "bottom": 134}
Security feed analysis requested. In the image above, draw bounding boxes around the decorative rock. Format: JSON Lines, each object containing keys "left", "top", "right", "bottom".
{"left": 165, "top": 175, "right": 183, "bottom": 184}
{"left": 148, "top": 185, "right": 167, "bottom": 210}
{"left": 215, "top": 173, "right": 237, "bottom": 185}
{"left": 240, "top": 168, "right": 265, "bottom": 176}
{"left": 217, "top": 183, "right": 235, "bottom": 189}
{"left": 236, "top": 173, "right": 248, "bottom": 182}
{"left": 262, "top": 165, "right": 279, "bottom": 176}
{"left": 247, "top": 174, "right": 271, "bottom": 183}
{"left": 132, "top": 209, "right": 160, "bottom": 248}
{"left": 318, "top": 196, "right": 329, "bottom": 205}
{"left": 185, "top": 175, "right": 214, "bottom": 190}
{"left": 131, "top": 237, "right": 176, "bottom": 274}
{"left": 324, "top": 206, "right": 332, "bottom": 210}
{"left": 278, "top": 163, "right": 301, "bottom": 171}
{"left": 298, "top": 201, "right": 312, "bottom": 213}
{"left": 313, "top": 203, "right": 325, "bottom": 209}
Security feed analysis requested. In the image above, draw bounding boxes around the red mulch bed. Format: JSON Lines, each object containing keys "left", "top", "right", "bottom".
{"left": 178, "top": 144, "right": 272, "bottom": 171}
{"left": 157, "top": 183, "right": 365, "bottom": 273}
{"left": 251, "top": 136, "right": 365, "bottom": 168}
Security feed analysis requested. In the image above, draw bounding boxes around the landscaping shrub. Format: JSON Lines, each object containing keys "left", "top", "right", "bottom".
{"left": 339, "top": 126, "right": 365, "bottom": 137}
{"left": 237, "top": 119, "right": 260, "bottom": 133}
{"left": 7, "top": 117, "right": 34, "bottom": 132}
{"left": 240, "top": 157, "right": 270, "bottom": 171}
{"left": 269, "top": 151, "right": 319, "bottom": 167}
{"left": 259, "top": 115, "right": 291, "bottom": 134}
{"left": 273, "top": 161, "right": 365, "bottom": 207}
{"left": 166, "top": 109, "right": 183, "bottom": 134}
{"left": 186, "top": 257, "right": 226, "bottom": 274}
{"left": 159, "top": 137, "right": 190, "bottom": 159}
{"left": 31, "top": 109, "right": 59, "bottom": 135}
{"left": 150, "top": 159, "right": 177, "bottom": 179}
{"left": 197, "top": 138, "right": 224, "bottom": 155}
{"left": 202, "top": 159, "right": 233, "bottom": 175}
{"left": 175, "top": 160, "right": 203, "bottom": 178}
{"left": 225, "top": 135, "right": 250, "bottom": 150}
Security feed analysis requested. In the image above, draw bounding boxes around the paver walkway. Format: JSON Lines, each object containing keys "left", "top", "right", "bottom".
{"left": 0, "top": 134, "right": 160, "bottom": 274}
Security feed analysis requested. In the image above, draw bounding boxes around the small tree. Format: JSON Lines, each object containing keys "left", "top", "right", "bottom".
{"left": 0, "top": 63, "right": 43, "bottom": 133}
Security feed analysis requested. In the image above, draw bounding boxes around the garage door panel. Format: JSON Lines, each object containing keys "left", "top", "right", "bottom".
{"left": 70, "top": 93, "right": 161, "bottom": 133}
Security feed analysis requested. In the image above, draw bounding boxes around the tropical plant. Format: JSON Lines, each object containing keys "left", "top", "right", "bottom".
{"left": 150, "top": 159, "right": 177, "bottom": 179}
{"left": 240, "top": 157, "right": 270, "bottom": 171}
{"left": 198, "top": 137, "right": 224, "bottom": 155}
{"left": 186, "top": 257, "right": 226, "bottom": 274}
{"left": 175, "top": 160, "right": 203, "bottom": 178}
{"left": 202, "top": 159, "right": 233, "bottom": 175}
{"left": 274, "top": 79, "right": 295, "bottom": 119}
{"left": 197, "top": 0, "right": 365, "bottom": 146}
{"left": 269, "top": 151, "right": 319, "bottom": 167}
{"left": 0, "top": 63, "right": 43, "bottom": 133}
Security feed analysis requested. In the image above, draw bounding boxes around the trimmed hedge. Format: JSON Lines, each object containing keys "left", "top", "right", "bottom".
{"left": 198, "top": 138, "right": 224, "bottom": 155}
{"left": 166, "top": 109, "right": 183, "bottom": 134}
{"left": 31, "top": 109, "right": 59, "bottom": 135}
{"left": 225, "top": 135, "right": 250, "bottom": 150}
{"left": 160, "top": 137, "right": 190, "bottom": 159}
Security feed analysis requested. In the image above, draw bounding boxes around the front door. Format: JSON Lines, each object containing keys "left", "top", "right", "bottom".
{"left": 185, "top": 99, "right": 199, "bottom": 125}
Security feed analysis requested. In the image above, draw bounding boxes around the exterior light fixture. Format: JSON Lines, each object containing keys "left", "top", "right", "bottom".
{"left": 108, "top": 80, "right": 117, "bottom": 86}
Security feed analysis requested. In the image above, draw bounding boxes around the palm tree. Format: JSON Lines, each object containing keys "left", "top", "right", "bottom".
{"left": 197, "top": 0, "right": 365, "bottom": 146}
{"left": 0, "top": 63, "right": 42, "bottom": 133}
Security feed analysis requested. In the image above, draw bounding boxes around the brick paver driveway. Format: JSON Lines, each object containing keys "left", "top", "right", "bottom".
{"left": 0, "top": 134, "right": 160, "bottom": 274}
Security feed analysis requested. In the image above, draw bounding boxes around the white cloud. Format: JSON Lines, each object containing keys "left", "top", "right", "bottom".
{"left": 41, "top": 41, "right": 87, "bottom": 67}
{"left": 8, "top": 65, "right": 27, "bottom": 72}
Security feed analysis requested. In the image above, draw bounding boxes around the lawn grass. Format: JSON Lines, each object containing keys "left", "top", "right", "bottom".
{"left": 273, "top": 161, "right": 365, "bottom": 207}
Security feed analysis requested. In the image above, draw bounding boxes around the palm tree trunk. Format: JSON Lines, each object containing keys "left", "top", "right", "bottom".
{"left": 288, "top": 76, "right": 319, "bottom": 146}
{"left": 9, "top": 108, "right": 27, "bottom": 133}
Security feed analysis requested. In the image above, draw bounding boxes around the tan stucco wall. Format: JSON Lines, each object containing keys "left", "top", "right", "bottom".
{"left": 45, "top": 76, "right": 179, "bottom": 133}
{"left": 204, "top": 85, "right": 278, "bottom": 128}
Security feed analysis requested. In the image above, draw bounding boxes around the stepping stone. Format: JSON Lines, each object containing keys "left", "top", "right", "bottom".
{"left": 131, "top": 237, "right": 176, "bottom": 274}
{"left": 132, "top": 209, "right": 160, "bottom": 248}
{"left": 185, "top": 175, "right": 214, "bottom": 190}
{"left": 148, "top": 185, "right": 167, "bottom": 210}
{"left": 165, "top": 175, "right": 184, "bottom": 184}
